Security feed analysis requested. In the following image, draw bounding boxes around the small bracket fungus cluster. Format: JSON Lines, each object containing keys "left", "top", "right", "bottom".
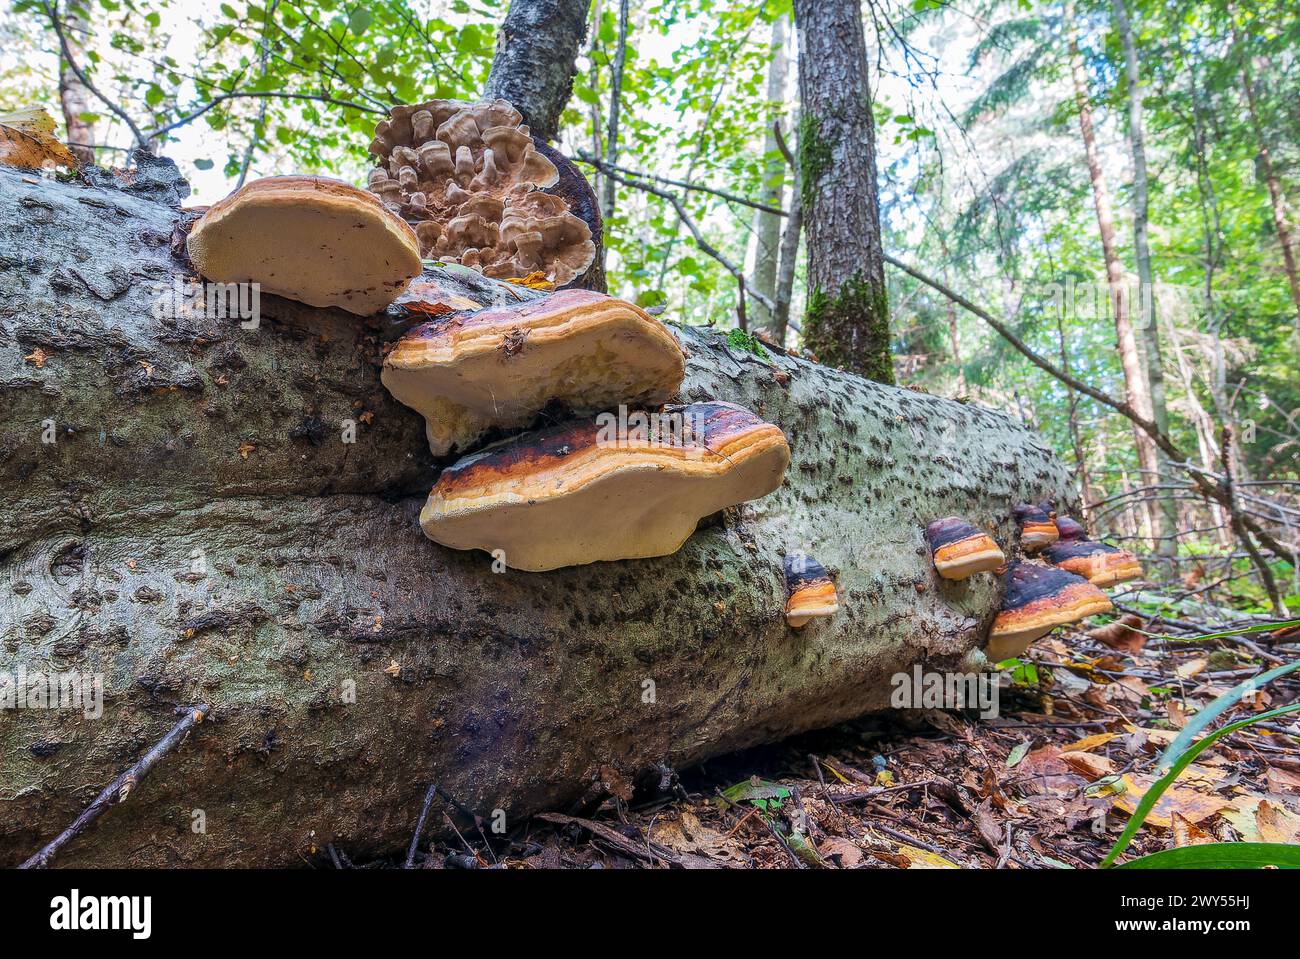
{"left": 925, "top": 517, "right": 1006, "bottom": 580}
{"left": 383, "top": 289, "right": 686, "bottom": 456}
{"left": 986, "top": 561, "right": 1114, "bottom": 662}
{"left": 187, "top": 176, "right": 422, "bottom": 315}
{"left": 783, "top": 555, "right": 839, "bottom": 628}
{"left": 367, "top": 99, "right": 596, "bottom": 285}
{"left": 420, "top": 401, "right": 790, "bottom": 571}
{"left": 1042, "top": 514, "right": 1143, "bottom": 587}
{"left": 1012, "top": 502, "right": 1060, "bottom": 553}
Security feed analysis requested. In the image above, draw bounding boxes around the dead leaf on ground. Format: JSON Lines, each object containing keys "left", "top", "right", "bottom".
{"left": 1176, "top": 658, "right": 1208, "bottom": 680}
{"left": 1266, "top": 767, "right": 1300, "bottom": 795}
{"left": 1255, "top": 799, "right": 1300, "bottom": 843}
{"left": 0, "top": 107, "right": 77, "bottom": 170}
{"left": 1171, "top": 811, "right": 1216, "bottom": 847}
{"left": 1088, "top": 614, "right": 1148, "bottom": 652}
{"left": 1062, "top": 732, "right": 1117, "bottom": 753}
{"left": 1112, "top": 769, "right": 1228, "bottom": 828}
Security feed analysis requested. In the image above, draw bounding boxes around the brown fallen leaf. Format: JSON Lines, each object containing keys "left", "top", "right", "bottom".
{"left": 1266, "top": 767, "right": 1300, "bottom": 795}
{"left": 1062, "top": 731, "right": 1117, "bottom": 753}
{"left": 1087, "top": 613, "right": 1148, "bottom": 653}
{"left": 23, "top": 347, "right": 50, "bottom": 368}
{"left": 1113, "top": 769, "right": 1228, "bottom": 828}
{"left": 1256, "top": 799, "right": 1300, "bottom": 843}
{"left": 1171, "top": 811, "right": 1215, "bottom": 847}
{"left": 0, "top": 107, "right": 78, "bottom": 170}
{"left": 1175, "top": 657, "right": 1208, "bottom": 680}
{"left": 237, "top": 440, "right": 256, "bottom": 460}
{"left": 1061, "top": 750, "right": 1115, "bottom": 779}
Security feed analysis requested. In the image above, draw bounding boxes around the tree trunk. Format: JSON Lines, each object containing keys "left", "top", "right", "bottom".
{"left": 599, "top": 0, "right": 629, "bottom": 234}
{"left": 485, "top": 0, "right": 592, "bottom": 142}
{"left": 1111, "top": 0, "right": 1177, "bottom": 559}
{"left": 792, "top": 0, "right": 893, "bottom": 383}
{"left": 1067, "top": 25, "right": 1164, "bottom": 551}
{"left": 57, "top": 1, "right": 97, "bottom": 166}
{"left": 749, "top": 14, "right": 789, "bottom": 334}
{"left": 0, "top": 162, "right": 1074, "bottom": 867}
{"left": 1233, "top": 28, "right": 1300, "bottom": 352}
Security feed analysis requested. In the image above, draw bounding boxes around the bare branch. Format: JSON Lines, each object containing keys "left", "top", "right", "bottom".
{"left": 578, "top": 152, "right": 789, "bottom": 216}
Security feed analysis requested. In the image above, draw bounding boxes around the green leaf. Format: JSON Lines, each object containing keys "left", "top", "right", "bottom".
{"left": 1102, "top": 699, "right": 1300, "bottom": 867}
{"left": 1117, "top": 843, "right": 1300, "bottom": 869}
{"left": 1156, "top": 652, "right": 1300, "bottom": 773}
{"left": 144, "top": 84, "right": 164, "bottom": 106}
{"left": 347, "top": 9, "right": 372, "bottom": 35}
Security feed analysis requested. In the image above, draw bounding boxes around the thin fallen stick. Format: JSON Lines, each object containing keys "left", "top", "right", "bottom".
{"left": 20, "top": 704, "right": 211, "bottom": 869}
{"left": 405, "top": 782, "right": 439, "bottom": 869}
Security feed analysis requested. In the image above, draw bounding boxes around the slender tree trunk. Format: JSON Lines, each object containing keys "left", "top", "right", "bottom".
{"left": 1233, "top": 28, "right": 1300, "bottom": 351}
{"left": 1112, "top": 0, "right": 1177, "bottom": 559}
{"left": 1058, "top": 312, "right": 1092, "bottom": 514}
{"left": 792, "top": 0, "right": 893, "bottom": 383}
{"left": 1067, "top": 24, "right": 1164, "bottom": 549}
{"left": 771, "top": 114, "right": 803, "bottom": 347}
{"left": 485, "top": 0, "right": 592, "bottom": 141}
{"left": 749, "top": 14, "right": 789, "bottom": 333}
{"left": 599, "top": 0, "right": 629, "bottom": 231}
{"left": 57, "top": 1, "right": 96, "bottom": 166}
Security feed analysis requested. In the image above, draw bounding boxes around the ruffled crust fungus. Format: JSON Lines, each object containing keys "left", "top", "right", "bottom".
{"left": 925, "top": 517, "right": 1006, "bottom": 580}
{"left": 1012, "top": 502, "right": 1060, "bottom": 553}
{"left": 986, "top": 561, "right": 1114, "bottom": 661}
{"left": 1043, "top": 515, "right": 1143, "bottom": 587}
{"left": 783, "top": 555, "right": 839, "bottom": 627}
{"left": 383, "top": 288, "right": 686, "bottom": 456}
{"left": 367, "top": 99, "right": 596, "bottom": 285}
{"left": 187, "top": 176, "right": 422, "bottom": 315}
{"left": 419, "top": 401, "right": 790, "bottom": 571}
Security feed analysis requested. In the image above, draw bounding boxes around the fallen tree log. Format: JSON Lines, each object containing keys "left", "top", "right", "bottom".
{"left": 0, "top": 161, "right": 1074, "bottom": 867}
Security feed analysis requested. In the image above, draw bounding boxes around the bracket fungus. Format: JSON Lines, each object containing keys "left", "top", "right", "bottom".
{"left": 187, "top": 176, "right": 422, "bottom": 315}
{"left": 986, "top": 561, "right": 1114, "bottom": 662}
{"left": 367, "top": 98, "right": 595, "bottom": 285}
{"left": 783, "top": 555, "right": 839, "bottom": 628}
{"left": 419, "top": 401, "right": 790, "bottom": 571}
{"left": 1012, "top": 502, "right": 1059, "bottom": 554}
{"left": 383, "top": 288, "right": 686, "bottom": 456}
{"left": 925, "top": 517, "right": 1006, "bottom": 580}
{"left": 1043, "top": 515, "right": 1143, "bottom": 587}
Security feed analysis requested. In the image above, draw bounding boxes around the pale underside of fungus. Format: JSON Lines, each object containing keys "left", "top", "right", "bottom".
{"left": 986, "top": 561, "right": 1113, "bottom": 661}
{"left": 367, "top": 98, "right": 595, "bottom": 286}
{"left": 420, "top": 401, "right": 791, "bottom": 571}
{"left": 187, "top": 176, "right": 422, "bottom": 315}
{"left": 383, "top": 288, "right": 686, "bottom": 457}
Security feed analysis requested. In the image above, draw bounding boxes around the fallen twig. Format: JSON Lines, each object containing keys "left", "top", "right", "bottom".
{"left": 20, "top": 704, "right": 211, "bottom": 869}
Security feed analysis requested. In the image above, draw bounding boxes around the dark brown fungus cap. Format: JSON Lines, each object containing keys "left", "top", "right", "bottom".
{"left": 1012, "top": 502, "right": 1060, "bottom": 553}
{"left": 925, "top": 517, "right": 1006, "bottom": 580}
{"left": 986, "top": 561, "right": 1113, "bottom": 661}
{"left": 783, "top": 554, "right": 839, "bottom": 627}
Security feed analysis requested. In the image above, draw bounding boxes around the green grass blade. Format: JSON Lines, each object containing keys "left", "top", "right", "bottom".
{"left": 1117, "top": 842, "right": 1300, "bottom": 869}
{"left": 1101, "top": 701, "right": 1300, "bottom": 868}
{"left": 1157, "top": 657, "right": 1300, "bottom": 773}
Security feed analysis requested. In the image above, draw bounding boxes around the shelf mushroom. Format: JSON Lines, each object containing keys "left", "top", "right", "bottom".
{"left": 925, "top": 517, "right": 1006, "bottom": 580}
{"left": 366, "top": 98, "right": 596, "bottom": 285}
{"left": 986, "top": 561, "right": 1114, "bottom": 662}
{"left": 1042, "top": 515, "right": 1143, "bottom": 587}
{"left": 1012, "top": 502, "right": 1060, "bottom": 554}
{"left": 383, "top": 288, "right": 687, "bottom": 456}
{"left": 187, "top": 176, "right": 422, "bottom": 315}
{"left": 419, "top": 401, "right": 790, "bottom": 571}
{"left": 783, "top": 554, "right": 839, "bottom": 628}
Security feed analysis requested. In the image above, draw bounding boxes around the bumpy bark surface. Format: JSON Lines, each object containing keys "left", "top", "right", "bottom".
{"left": 0, "top": 164, "right": 1074, "bottom": 867}
{"left": 485, "top": 0, "right": 591, "bottom": 142}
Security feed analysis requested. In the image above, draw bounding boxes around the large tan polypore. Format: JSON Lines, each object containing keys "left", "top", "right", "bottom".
{"left": 367, "top": 98, "right": 595, "bottom": 285}
{"left": 383, "top": 288, "right": 686, "bottom": 456}
{"left": 420, "top": 401, "right": 791, "bottom": 571}
{"left": 187, "top": 176, "right": 422, "bottom": 316}
{"left": 986, "top": 561, "right": 1113, "bottom": 661}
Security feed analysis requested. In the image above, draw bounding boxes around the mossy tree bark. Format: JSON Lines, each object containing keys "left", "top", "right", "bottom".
{"left": 792, "top": 0, "right": 893, "bottom": 384}
{"left": 0, "top": 163, "right": 1074, "bottom": 867}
